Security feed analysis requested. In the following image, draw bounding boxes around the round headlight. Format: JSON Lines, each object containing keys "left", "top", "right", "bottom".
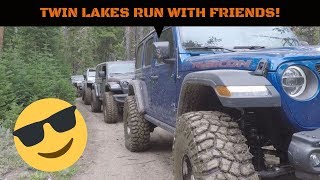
{"left": 121, "top": 81, "right": 129, "bottom": 88}
{"left": 282, "top": 66, "right": 307, "bottom": 97}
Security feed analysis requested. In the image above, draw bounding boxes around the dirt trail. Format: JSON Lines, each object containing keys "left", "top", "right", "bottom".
{"left": 73, "top": 98, "right": 174, "bottom": 180}
{"left": 73, "top": 98, "right": 298, "bottom": 180}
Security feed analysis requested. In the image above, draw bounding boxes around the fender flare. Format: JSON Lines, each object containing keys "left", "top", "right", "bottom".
{"left": 178, "top": 70, "right": 281, "bottom": 115}
{"left": 128, "top": 80, "right": 150, "bottom": 113}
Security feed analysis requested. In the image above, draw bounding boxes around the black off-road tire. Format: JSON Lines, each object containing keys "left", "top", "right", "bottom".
{"left": 90, "top": 89, "right": 101, "bottom": 112}
{"left": 123, "top": 96, "right": 151, "bottom": 152}
{"left": 173, "top": 111, "right": 259, "bottom": 180}
{"left": 78, "top": 88, "right": 83, "bottom": 98}
{"left": 118, "top": 105, "right": 123, "bottom": 119}
{"left": 82, "top": 88, "right": 85, "bottom": 101}
{"left": 75, "top": 88, "right": 81, "bottom": 97}
{"left": 83, "top": 87, "right": 91, "bottom": 105}
{"left": 103, "top": 92, "right": 119, "bottom": 123}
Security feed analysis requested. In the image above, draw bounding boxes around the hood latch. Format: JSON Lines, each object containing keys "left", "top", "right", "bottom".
{"left": 254, "top": 59, "right": 269, "bottom": 77}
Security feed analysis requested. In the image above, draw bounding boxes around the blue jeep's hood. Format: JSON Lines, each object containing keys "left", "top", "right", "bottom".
{"left": 182, "top": 46, "right": 320, "bottom": 131}
{"left": 182, "top": 46, "right": 320, "bottom": 72}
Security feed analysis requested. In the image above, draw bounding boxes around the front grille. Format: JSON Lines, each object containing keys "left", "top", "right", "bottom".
{"left": 316, "top": 64, "right": 320, "bottom": 74}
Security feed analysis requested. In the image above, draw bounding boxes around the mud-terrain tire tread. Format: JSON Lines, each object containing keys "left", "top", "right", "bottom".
{"left": 173, "top": 111, "right": 259, "bottom": 180}
{"left": 82, "top": 89, "right": 85, "bottom": 101}
{"left": 123, "top": 96, "right": 151, "bottom": 152}
{"left": 90, "top": 89, "right": 101, "bottom": 112}
{"left": 83, "top": 87, "right": 91, "bottom": 105}
{"left": 103, "top": 92, "right": 119, "bottom": 123}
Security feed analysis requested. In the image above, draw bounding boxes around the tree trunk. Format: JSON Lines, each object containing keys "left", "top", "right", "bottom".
{"left": 125, "top": 27, "right": 131, "bottom": 60}
{"left": 0, "top": 27, "right": 4, "bottom": 51}
{"left": 138, "top": 27, "right": 144, "bottom": 42}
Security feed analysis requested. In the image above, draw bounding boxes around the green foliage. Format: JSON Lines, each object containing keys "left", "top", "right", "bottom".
{"left": 0, "top": 27, "right": 76, "bottom": 130}
{"left": 0, "top": 47, "right": 22, "bottom": 129}
{"left": 293, "top": 26, "right": 320, "bottom": 45}
{"left": 0, "top": 26, "right": 126, "bottom": 179}
{"left": 2, "top": 103, "right": 23, "bottom": 130}
{"left": 0, "top": 27, "right": 127, "bottom": 130}
{"left": 64, "top": 27, "right": 125, "bottom": 74}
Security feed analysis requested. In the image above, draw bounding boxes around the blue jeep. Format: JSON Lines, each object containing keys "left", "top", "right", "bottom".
{"left": 123, "top": 26, "right": 320, "bottom": 180}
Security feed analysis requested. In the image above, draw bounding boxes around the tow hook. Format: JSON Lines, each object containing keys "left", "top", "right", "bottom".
{"left": 258, "top": 165, "right": 294, "bottom": 178}
{"left": 288, "top": 128, "right": 320, "bottom": 180}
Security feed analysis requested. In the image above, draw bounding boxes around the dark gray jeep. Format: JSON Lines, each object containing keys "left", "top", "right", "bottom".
{"left": 82, "top": 68, "right": 96, "bottom": 105}
{"left": 91, "top": 61, "right": 134, "bottom": 123}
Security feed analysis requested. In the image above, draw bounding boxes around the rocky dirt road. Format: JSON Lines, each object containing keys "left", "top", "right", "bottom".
{"left": 73, "top": 98, "right": 174, "bottom": 180}
{"left": 73, "top": 98, "right": 298, "bottom": 180}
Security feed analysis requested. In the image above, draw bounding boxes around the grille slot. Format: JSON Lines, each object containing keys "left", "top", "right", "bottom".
{"left": 316, "top": 64, "right": 320, "bottom": 74}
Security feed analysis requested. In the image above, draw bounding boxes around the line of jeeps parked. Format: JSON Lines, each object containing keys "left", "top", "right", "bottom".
{"left": 81, "top": 61, "right": 135, "bottom": 123}
{"left": 80, "top": 26, "right": 320, "bottom": 180}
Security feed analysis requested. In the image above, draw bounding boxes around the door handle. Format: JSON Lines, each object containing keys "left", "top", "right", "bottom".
{"left": 150, "top": 75, "right": 159, "bottom": 80}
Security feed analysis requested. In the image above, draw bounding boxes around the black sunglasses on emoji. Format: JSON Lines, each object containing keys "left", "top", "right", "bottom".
{"left": 13, "top": 106, "right": 77, "bottom": 147}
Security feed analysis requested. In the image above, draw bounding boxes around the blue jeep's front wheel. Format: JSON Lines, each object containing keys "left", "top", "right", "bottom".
{"left": 123, "top": 95, "right": 151, "bottom": 152}
{"left": 173, "top": 111, "right": 259, "bottom": 180}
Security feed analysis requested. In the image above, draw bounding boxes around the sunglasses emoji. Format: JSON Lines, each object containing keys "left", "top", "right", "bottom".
{"left": 13, "top": 98, "right": 87, "bottom": 172}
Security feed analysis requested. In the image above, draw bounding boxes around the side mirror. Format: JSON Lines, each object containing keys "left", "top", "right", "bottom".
{"left": 300, "top": 41, "right": 309, "bottom": 46}
{"left": 153, "top": 41, "right": 175, "bottom": 64}
{"left": 98, "top": 71, "right": 105, "bottom": 78}
{"left": 83, "top": 75, "right": 87, "bottom": 79}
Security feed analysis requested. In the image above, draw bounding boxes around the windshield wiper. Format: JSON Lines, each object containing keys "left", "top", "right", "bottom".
{"left": 185, "top": 46, "right": 235, "bottom": 52}
{"left": 110, "top": 73, "right": 123, "bottom": 75}
{"left": 233, "top": 46, "right": 265, "bottom": 50}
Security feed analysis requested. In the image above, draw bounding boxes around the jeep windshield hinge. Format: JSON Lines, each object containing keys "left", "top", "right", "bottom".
{"left": 254, "top": 59, "right": 269, "bottom": 76}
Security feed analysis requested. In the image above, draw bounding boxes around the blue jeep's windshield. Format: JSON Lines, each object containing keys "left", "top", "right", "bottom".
{"left": 179, "top": 27, "right": 300, "bottom": 51}
{"left": 108, "top": 62, "right": 134, "bottom": 75}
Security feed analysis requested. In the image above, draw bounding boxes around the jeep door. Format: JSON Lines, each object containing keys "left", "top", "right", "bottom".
{"left": 148, "top": 27, "right": 178, "bottom": 126}
{"left": 142, "top": 34, "right": 156, "bottom": 115}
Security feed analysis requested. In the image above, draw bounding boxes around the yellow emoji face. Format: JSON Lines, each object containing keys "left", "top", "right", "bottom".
{"left": 13, "top": 98, "right": 87, "bottom": 172}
